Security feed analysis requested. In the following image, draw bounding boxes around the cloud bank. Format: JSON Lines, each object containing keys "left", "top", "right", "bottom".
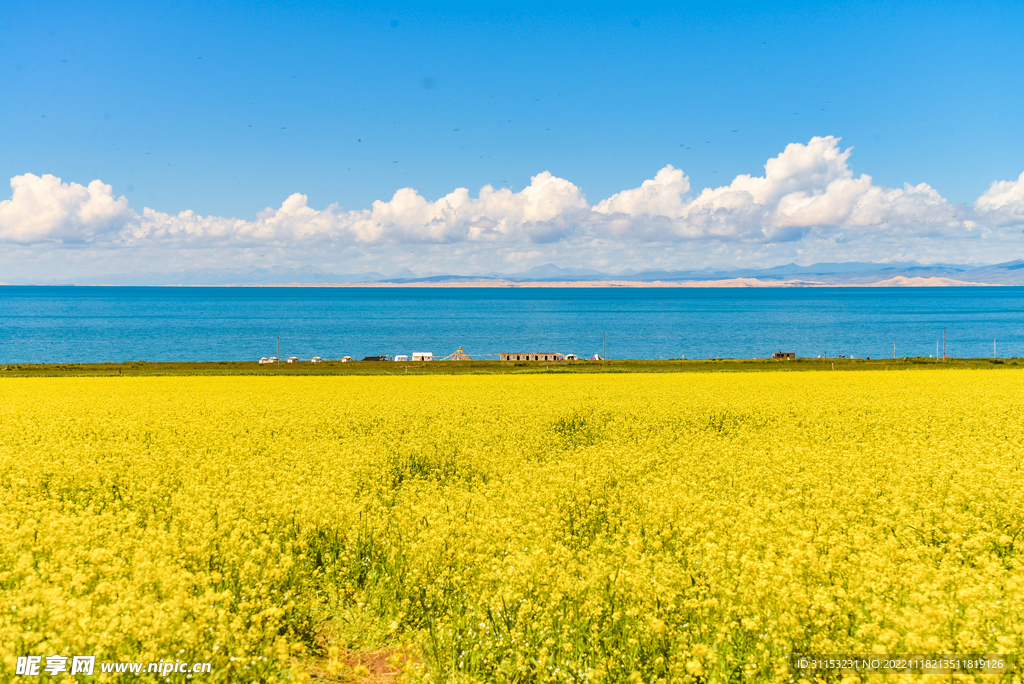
{"left": 0, "top": 174, "right": 133, "bottom": 244}
{"left": 2, "top": 136, "right": 1022, "bottom": 277}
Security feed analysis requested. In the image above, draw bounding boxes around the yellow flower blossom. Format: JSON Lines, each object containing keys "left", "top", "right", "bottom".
{"left": 0, "top": 371, "right": 1021, "bottom": 682}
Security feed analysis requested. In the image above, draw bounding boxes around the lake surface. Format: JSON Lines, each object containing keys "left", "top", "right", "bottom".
{"left": 1, "top": 286, "right": 1022, "bottom": 363}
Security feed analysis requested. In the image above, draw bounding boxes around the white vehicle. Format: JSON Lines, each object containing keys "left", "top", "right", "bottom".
{"left": 394, "top": 355, "right": 409, "bottom": 362}
{"left": 310, "top": 357, "right": 323, "bottom": 363}
{"left": 412, "top": 352, "right": 433, "bottom": 361}
{"left": 341, "top": 356, "right": 353, "bottom": 363}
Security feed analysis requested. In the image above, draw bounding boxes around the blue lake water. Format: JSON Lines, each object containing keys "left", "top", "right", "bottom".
{"left": 1, "top": 286, "right": 1023, "bottom": 363}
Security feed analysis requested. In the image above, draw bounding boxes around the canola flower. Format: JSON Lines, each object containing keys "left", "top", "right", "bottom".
{"left": 1, "top": 372, "right": 1023, "bottom": 683}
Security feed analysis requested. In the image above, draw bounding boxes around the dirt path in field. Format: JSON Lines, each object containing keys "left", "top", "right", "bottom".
{"left": 307, "top": 647, "right": 416, "bottom": 683}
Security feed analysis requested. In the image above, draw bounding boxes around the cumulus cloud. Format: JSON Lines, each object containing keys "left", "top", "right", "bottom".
{"left": 0, "top": 173, "right": 133, "bottom": 243}
{"left": 595, "top": 137, "right": 968, "bottom": 242}
{"left": 595, "top": 165, "right": 690, "bottom": 218}
{"left": 360, "top": 171, "right": 588, "bottom": 244}
{"left": 2, "top": 138, "right": 1021, "bottom": 274}
{"left": 117, "top": 170, "right": 589, "bottom": 247}
{"left": 975, "top": 171, "right": 1024, "bottom": 225}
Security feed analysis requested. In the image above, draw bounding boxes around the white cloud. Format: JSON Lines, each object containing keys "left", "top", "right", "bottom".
{"left": 595, "top": 136, "right": 968, "bottom": 243}
{"left": 975, "top": 171, "right": 1024, "bottom": 225}
{"left": 361, "top": 171, "right": 588, "bottom": 244}
{"left": 119, "top": 170, "right": 589, "bottom": 247}
{"left": 2, "top": 138, "right": 1022, "bottom": 277}
{"left": 595, "top": 165, "right": 690, "bottom": 218}
{"left": 700, "top": 136, "right": 855, "bottom": 206}
{"left": 842, "top": 181, "right": 967, "bottom": 234}
{"left": 0, "top": 173, "right": 133, "bottom": 243}
{"left": 133, "top": 195, "right": 341, "bottom": 245}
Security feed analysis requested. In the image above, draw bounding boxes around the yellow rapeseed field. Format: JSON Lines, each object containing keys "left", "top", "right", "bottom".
{"left": 2, "top": 371, "right": 1023, "bottom": 683}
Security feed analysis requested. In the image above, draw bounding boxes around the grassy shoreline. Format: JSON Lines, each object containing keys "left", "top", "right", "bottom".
{"left": 1, "top": 356, "right": 1020, "bottom": 376}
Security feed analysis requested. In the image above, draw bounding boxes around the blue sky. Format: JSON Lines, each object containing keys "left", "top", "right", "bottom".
{"left": 2, "top": 1, "right": 1023, "bottom": 279}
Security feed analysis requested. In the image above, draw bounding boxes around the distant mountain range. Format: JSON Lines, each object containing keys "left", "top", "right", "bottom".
{"left": 5, "top": 260, "right": 1024, "bottom": 286}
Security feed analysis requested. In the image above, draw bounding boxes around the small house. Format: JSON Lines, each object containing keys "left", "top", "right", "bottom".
{"left": 772, "top": 352, "right": 796, "bottom": 359}
{"left": 412, "top": 352, "right": 433, "bottom": 361}
{"left": 499, "top": 352, "right": 564, "bottom": 361}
